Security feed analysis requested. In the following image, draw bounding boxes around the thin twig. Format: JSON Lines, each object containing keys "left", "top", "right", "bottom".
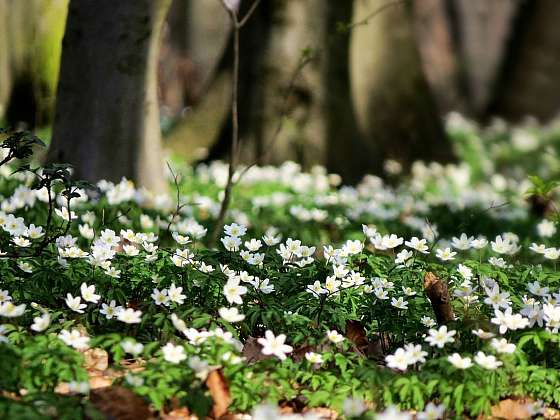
{"left": 344, "top": 0, "right": 407, "bottom": 31}
{"left": 237, "top": 0, "right": 261, "bottom": 28}
{"left": 211, "top": 2, "right": 245, "bottom": 246}
{"left": 166, "top": 161, "right": 187, "bottom": 232}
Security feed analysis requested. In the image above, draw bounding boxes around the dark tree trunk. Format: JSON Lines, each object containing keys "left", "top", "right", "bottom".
{"left": 350, "top": 0, "right": 454, "bottom": 173}
{"left": 324, "top": 0, "right": 371, "bottom": 183}
{"left": 452, "top": 0, "right": 519, "bottom": 117}
{"left": 47, "top": 0, "right": 171, "bottom": 191}
{"left": 412, "top": 0, "right": 467, "bottom": 114}
{"left": 487, "top": 0, "right": 560, "bottom": 122}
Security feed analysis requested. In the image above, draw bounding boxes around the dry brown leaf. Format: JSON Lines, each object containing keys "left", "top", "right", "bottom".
{"left": 161, "top": 407, "right": 193, "bottom": 419}
{"left": 302, "top": 407, "right": 338, "bottom": 419}
{"left": 88, "top": 374, "right": 113, "bottom": 389}
{"left": 424, "top": 271, "right": 455, "bottom": 324}
{"left": 90, "top": 386, "right": 153, "bottom": 420}
{"left": 84, "top": 348, "right": 109, "bottom": 372}
{"left": 488, "top": 398, "right": 532, "bottom": 419}
{"left": 206, "top": 369, "right": 231, "bottom": 418}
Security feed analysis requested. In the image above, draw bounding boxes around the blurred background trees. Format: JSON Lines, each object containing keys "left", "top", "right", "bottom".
{"left": 0, "top": 0, "right": 558, "bottom": 186}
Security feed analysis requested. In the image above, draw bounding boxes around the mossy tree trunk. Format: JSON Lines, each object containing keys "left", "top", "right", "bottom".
{"left": 350, "top": 0, "right": 454, "bottom": 173}
{"left": 47, "top": 0, "right": 171, "bottom": 191}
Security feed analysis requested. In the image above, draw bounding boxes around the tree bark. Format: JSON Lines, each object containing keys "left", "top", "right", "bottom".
{"left": 350, "top": 0, "right": 454, "bottom": 173}
{"left": 487, "top": 0, "right": 560, "bottom": 122}
{"left": 412, "top": 0, "right": 466, "bottom": 114}
{"left": 452, "top": 0, "right": 519, "bottom": 117}
{"left": 47, "top": 0, "right": 171, "bottom": 191}
{"left": 0, "top": 0, "right": 10, "bottom": 120}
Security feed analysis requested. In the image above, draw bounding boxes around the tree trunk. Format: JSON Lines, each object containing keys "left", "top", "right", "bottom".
{"left": 412, "top": 0, "right": 467, "bottom": 114}
{"left": 0, "top": 0, "right": 10, "bottom": 120}
{"left": 487, "top": 0, "right": 560, "bottom": 122}
{"left": 452, "top": 0, "right": 519, "bottom": 117}
{"left": 350, "top": 0, "right": 454, "bottom": 173}
{"left": 47, "top": 0, "right": 171, "bottom": 191}
{"left": 324, "top": 0, "right": 372, "bottom": 183}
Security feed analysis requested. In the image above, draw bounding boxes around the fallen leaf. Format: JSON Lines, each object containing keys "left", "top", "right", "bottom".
{"left": 161, "top": 407, "right": 192, "bottom": 419}
{"left": 488, "top": 398, "right": 532, "bottom": 419}
{"left": 90, "top": 386, "right": 153, "bottom": 420}
{"left": 206, "top": 369, "right": 231, "bottom": 418}
{"left": 303, "top": 407, "right": 338, "bottom": 419}
{"left": 84, "top": 348, "right": 109, "bottom": 372}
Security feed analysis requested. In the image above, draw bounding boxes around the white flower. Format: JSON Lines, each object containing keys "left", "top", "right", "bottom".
{"left": 80, "top": 282, "right": 100, "bottom": 304}
{"left": 342, "top": 397, "right": 367, "bottom": 417}
{"left": 117, "top": 308, "right": 142, "bottom": 324}
{"left": 224, "top": 223, "right": 246, "bottom": 238}
{"left": 58, "top": 329, "right": 90, "bottom": 350}
{"left": 55, "top": 206, "right": 77, "bottom": 221}
{"left": 342, "top": 239, "right": 363, "bottom": 255}
{"left": 528, "top": 281, "right": 549, "bottom": 297}
{"left": 474, "top": 351, "right": 502, "bottom": 369}
{"left": 18, "top": 261, "right": 33, "bottom": 273}
{"left": 219, "top": 307, "right": 245, "bottom": 323}
{"left": 257, "top": 330, "right": 293, "bottom": 360}
{"left": 470, "top": 237, "right": 488, "bottom": 249}
{"left": 405, "top": 236, "right": 429, "bottom": 253}
{"left": 377, "top": 406, "right": 411, "bottom": 420}
{"left": 490, "top": 338, "right": 516, "bottom": 354}
{"left": 391, "top": 297, "right": 408, "bottom": 310}
{"left": 544, "top": 248, "right": 560, "bottom": 260}
{"left": 122, "top": 244, "right": 139, "bottom": 256}
{"left": 417, "top": 402, "right": 445, "bottom": 420}
{"left": 421, "top": 316, "right": 437, "bottom": 328}
{"left": 447, "top": 353, "right": 472, "bottom": 369}
{"left": 451, "top": 233, "right": 473, "bottom": 250}
{"left": 223, "top": 277, "right": 247, "bottom": 305}
{"left": 471, "top": 329, "right": 495, "bottom": 340}
{"left": 68, "top": 381, "right": 90, "bottom": 394}
{"left": 13, "top": 236, "right": 31, "bottom": 247}
{"left": 306, "top": 281, "right": 327, "bottom": 296}
{"left": 65, "top": 294, "right": 87, "bottom": 313}
{"left": 491, "top": 235, "right": 516, "bottom": 254}
{"left": 491, "top": 308, "right": 529, "bottom": 334}
{"left": 221, "top": 235, "right": 241, "bottom": 251}
{"left": 162, "top": 342, "right": 187, "bottom": 364}
{"left": 0, "top": 290, "right": 11, "bottom": 303}
{"left": 0, "top": 301, "right": 26, "bottom": 317}
{"left": 305, "top": 352, "right": 324, "bottom": 364}
{"left": 542, "top": 304, "right": 560, "bottom": 332}
{"left": 425, "top": 325, "right": 456, "bottom": 348}
{"left": 436, "top": 248, "right": 456, "bottom": 261}
{"left": 529, "top": 243, "right": 547, "bottom": 254}
{"left": 188, "top": 356, "right": 213, "bottom": 380}
{"left": 457, "top": 264, "right": 473, "bottom": 280}
{"left": 382, "top": 234, "right": 403, "bottom": 249}
{"left": 168, "top": 283, "right": 186, "bottom": 305}
{"left": 386, "top": 347, "right": 413, "bottom": 371}
{"left": 404, "top": 343, "right": 427, "bottom": 364}
{"left": 245, "top": 238, "right": 262, "bottom": 251}
{"left": 326, "top": 330, "right": 345, "bottom": 344}
{"left": 100, "top": 300, "right": 123, "bottom": 319}
{"left": 31, "top": 312, "right": 50, "bottom": 332}
{"left": 151, "top": 288, "right": 170, "bottom": 306}
{"left": 172, "top": 232, "right": 191, "bottom": 245}
{"left": 125, "top": 374, "right": 144, "bottom": 387}
{"left": 537, "top": 219, "right": 556, "bottom": 238}
{"left": 121, "top": 339, "right": 144, "bottom": 356}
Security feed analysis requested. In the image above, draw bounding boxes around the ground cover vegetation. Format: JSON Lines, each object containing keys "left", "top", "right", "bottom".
{"left": 1, "top": 117, "right": 560, "bottom": 419}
